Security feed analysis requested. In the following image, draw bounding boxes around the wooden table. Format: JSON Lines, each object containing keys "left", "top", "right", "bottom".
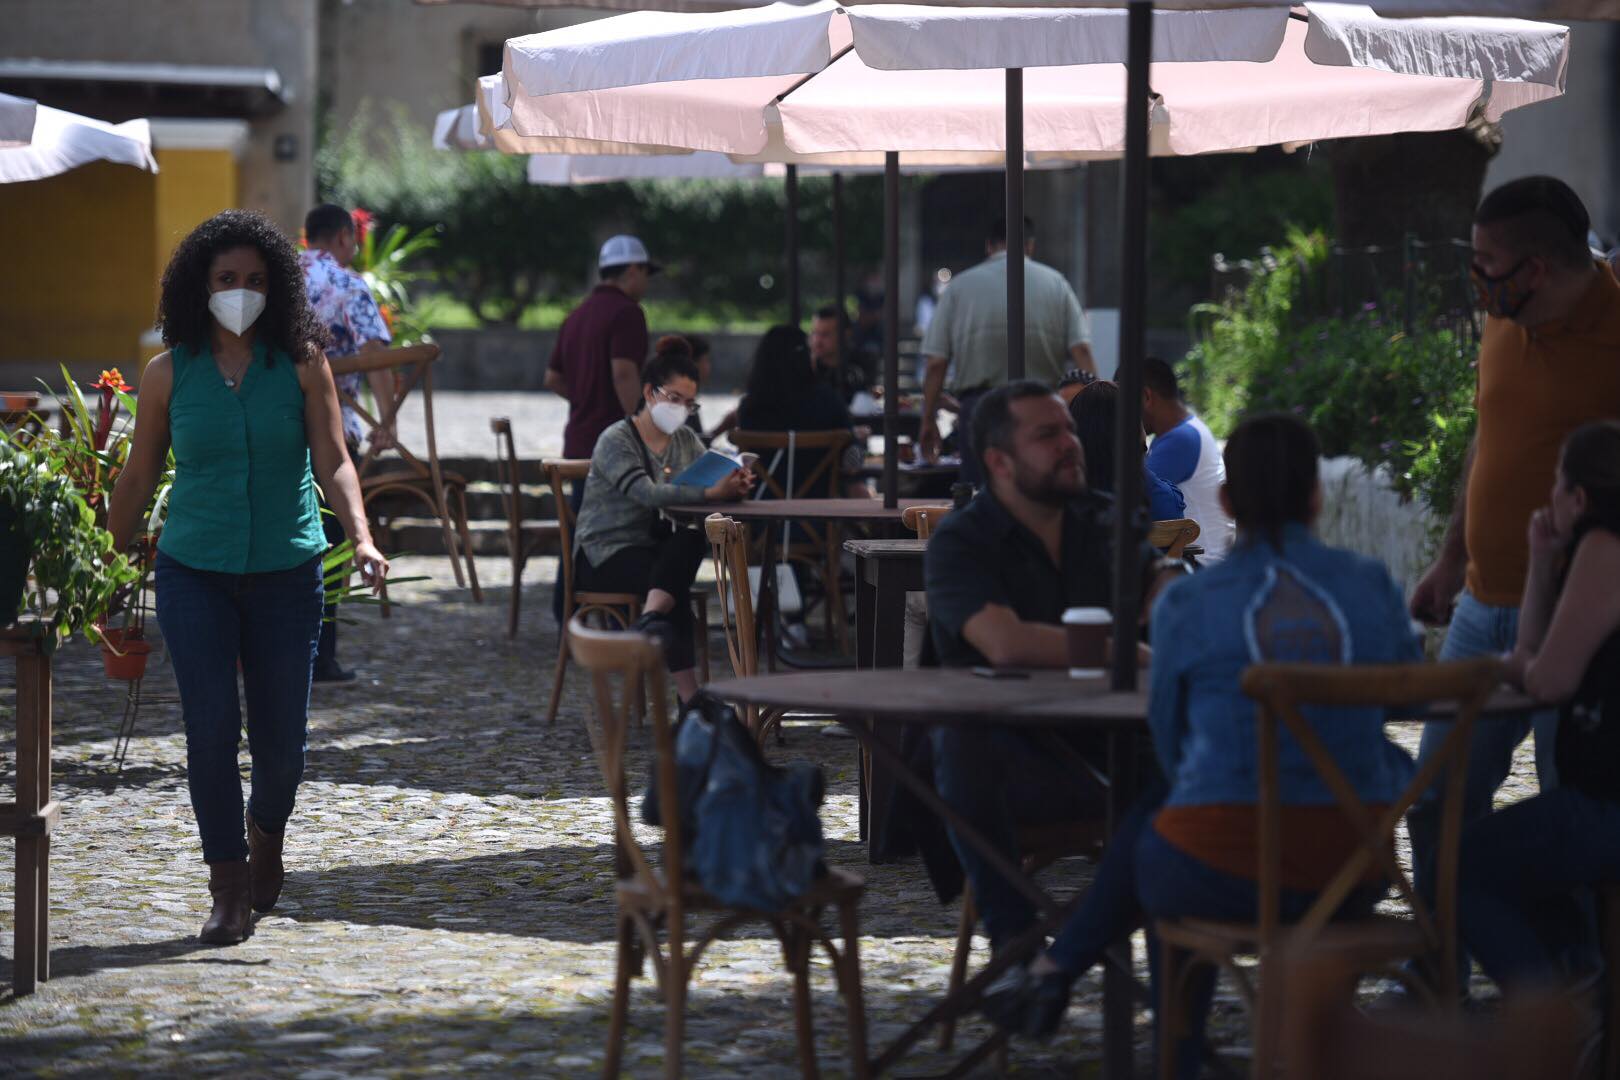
{"left": 845, "top": 538, "right": 926, "bottom": 671}
{"left": 666, "top": 499, "right": 948, "bottom": 671}
{"left": 844, "top": 538, "right": 927, "bottom": 859}
{"left": 1, "top": 626, "right": 55, "bottom": 997}
{"left": 720, "top": 667, "right": 1145, "bottom": 1079}
{"left": 717, "top": 667, "right": 1537, "bottom": 1079}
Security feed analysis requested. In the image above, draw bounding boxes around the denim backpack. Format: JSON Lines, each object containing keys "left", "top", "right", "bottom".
{"left": 642, "top": 691, "right": 826, "bottom": 910}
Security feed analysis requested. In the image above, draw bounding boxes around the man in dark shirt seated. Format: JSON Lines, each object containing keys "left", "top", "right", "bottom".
{"left": 924, "top": 379, "right": 1161, "bottom": 959}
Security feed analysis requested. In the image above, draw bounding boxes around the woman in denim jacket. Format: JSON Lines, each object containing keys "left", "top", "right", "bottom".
{"left": 985, "top": 414, "right": 1421, "bottom": 1078}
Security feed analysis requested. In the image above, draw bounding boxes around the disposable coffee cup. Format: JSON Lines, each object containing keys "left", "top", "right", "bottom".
{"left": 1063, "top": 607, "right": 1111, "bottom": 679}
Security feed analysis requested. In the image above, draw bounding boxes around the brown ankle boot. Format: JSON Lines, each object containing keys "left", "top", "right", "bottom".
{"left": 247, "top": 819, "right": 284, "bottom": 913}
{"left": 199, "top": 861, "right": 253, "bottom": 945}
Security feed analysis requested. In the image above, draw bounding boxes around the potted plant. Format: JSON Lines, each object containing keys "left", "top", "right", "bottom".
{"left": 0, "top": 440, "right": 139, "bottom": 649}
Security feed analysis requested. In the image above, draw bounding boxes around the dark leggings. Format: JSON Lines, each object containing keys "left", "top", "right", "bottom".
{"left": 576, "top": 527, "right": 708, "bottom": 672}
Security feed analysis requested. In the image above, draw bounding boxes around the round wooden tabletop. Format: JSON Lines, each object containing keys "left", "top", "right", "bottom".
{"left": 665, "top": 498, "right": 950, "bottom": 523}
{"left": 715, "top": 668, "right": 1148, "bottom": 729}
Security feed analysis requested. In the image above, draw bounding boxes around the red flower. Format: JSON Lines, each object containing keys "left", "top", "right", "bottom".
{"left": 351, "top": 208, "right": 374, "bottom": 246}
{"left": 94, "top": 368, "right": 132, "bottom": 393}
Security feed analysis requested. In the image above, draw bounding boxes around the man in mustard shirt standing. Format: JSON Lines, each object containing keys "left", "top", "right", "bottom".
{"left": 1408, "top": 177, "right": 1620, "bottom": 954}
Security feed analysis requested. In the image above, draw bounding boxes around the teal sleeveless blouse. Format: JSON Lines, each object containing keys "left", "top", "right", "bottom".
{"left": 157, "top": 341, "right": 327, "bottom": 574}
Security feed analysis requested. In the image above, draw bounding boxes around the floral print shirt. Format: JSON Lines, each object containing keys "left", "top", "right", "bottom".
{"left": 299, "top": 249, "right": 392, "bottom": 446}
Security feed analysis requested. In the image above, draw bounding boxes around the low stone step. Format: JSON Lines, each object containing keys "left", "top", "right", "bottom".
{"left": 381, "top": 516, "right": 561, "bottom": 557}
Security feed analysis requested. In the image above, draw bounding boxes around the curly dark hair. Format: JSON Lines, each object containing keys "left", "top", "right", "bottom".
{"left": 156, "top": 209, "right": 327, "bottom": 365}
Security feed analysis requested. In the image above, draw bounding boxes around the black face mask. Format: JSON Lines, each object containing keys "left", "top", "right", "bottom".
{"left": 1470, "top": 257, "right": 1536, "bottom": 320}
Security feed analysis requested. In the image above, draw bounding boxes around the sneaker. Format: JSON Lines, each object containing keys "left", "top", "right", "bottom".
{"left": 312, "top": 662, "right": 358, "bottom": 684}
{"left": 819, "top": 723, "right": 856, "bottom": 739}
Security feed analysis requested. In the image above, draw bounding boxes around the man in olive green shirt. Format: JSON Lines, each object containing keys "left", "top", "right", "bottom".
{"left": 919, "top": 216, "right": 1095, "bottom": 486}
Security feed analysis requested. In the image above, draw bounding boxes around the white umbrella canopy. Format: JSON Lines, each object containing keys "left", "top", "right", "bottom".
{"left": 0, "top": 104, "right": 157, "bottom": 184}
{"left": 500, "top": 2, "right": 1567, "bottom": 158}
{"left": 426, "top": 0, "right": 1620, "bottom": 16}
{"left": 0, "top": 92, "right": 36, "bottom": 148}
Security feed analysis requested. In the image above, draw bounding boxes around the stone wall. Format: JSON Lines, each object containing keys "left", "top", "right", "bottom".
{"left": 1315, "top": 456, "right": 1438, "bottom": 595}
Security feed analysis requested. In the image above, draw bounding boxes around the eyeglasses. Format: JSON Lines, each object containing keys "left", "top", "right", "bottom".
{"left": 653, "top": 386, "right": 701, "bottom": 414}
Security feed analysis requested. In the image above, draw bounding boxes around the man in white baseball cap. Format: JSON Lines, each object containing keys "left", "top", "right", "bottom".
{"left": 544, "top": 234, "right": 660, "bottom": 621}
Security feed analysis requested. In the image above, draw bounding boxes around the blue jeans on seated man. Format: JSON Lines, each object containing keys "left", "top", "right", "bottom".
{"left": 929, "top": 725, "right": 1107, "bottom": 953}
{"left": 1457, "top": 785, "right": 1620, "bottom": 991}
{"left": 155, "top": 551, "right": 324, "bottom": 864}
{"left": 1407, "top": 590, "right": 1559, "bottom": 983}
{"left": 1045, "top": 796, "right": 1381, "bottom": 1080}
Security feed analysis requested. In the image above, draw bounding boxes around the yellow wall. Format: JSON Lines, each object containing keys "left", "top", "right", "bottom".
{"left": 0, "top": 148, "right": 238, "bottom": 374}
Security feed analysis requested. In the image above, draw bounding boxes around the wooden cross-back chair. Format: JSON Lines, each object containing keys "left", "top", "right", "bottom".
{"left": 1155, "top": 658, "right": 1500, "bottom": 1080}
{"left": 566, "top": 619, "right": 870, "bottom": 1080}
{"left": 901, "top": 504, "right": 951, "bottom": 540}
{"left": 544, "top": 461, "right": 708, "bottom": 726}
{"left": 728, "top": 429, "right": 854, "bottom": 653}
{"left": 1148, "top": 518, "right": 1201, "bottom": 559}
{"left": 1276, "top": 938, "right": 1584, "bottom": 1080}
{"left": 704, "top": 513, "right": 784, "bottom": 745}
{"left": 490, "top": 417, "right": 560, "bottom": 639}
{"left": 329, "top": 343, "right": 481, "bottom": 604}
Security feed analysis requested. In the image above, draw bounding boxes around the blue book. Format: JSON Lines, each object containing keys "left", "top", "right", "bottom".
{"left": 672, "top": 449, "right": 745, "bottom": 488}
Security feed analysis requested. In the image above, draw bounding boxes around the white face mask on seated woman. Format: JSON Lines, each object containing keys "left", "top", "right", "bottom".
{"left": 649, "top": 400, "right": 688, "bottom": 435}
{"left": 208, "top": 288, "right": 266, "bottom": 336}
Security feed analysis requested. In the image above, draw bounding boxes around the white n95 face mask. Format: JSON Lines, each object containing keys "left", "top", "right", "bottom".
{"left": 649, "top": 401, "right": 688, "bottom": 435}
{"left": 208, "top": 289, "right": 267, "bottom": 335}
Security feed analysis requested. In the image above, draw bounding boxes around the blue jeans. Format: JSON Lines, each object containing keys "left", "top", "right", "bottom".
{"left": 930, "top": 726, "right": 1106, "bottom": 951}
{"left": 155, "top": 551, "right": 324, "bottom": 864}
{"left": 1408, "top": 591, "right": 1559, "bottom": 943}
{"left": 1049, "top": 793, "right": 1379, "bottom": 1080}
{"left": 1458, "top": 786, "right": 1620, "bottom": 990}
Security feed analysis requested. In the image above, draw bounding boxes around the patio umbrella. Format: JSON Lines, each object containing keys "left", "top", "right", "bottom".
{"left": 422, "top": 0, "right": 1619, "bottom": 15}
{"left": 0, "top": 92, "right": 36, "bottom": 148}
{"left": 500, "top": 3, "right": 1568, "bottom": 665}
{"left": 0, "top": 104, "right": 157, "bottom": 184}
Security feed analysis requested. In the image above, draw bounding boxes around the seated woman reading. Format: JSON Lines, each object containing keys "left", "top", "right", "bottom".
{"left": 1458, "top": 420, "right": 1620, "bottom": 996}
{"left": 984, "top": 413, "right": 1421, "bottom": 1080}
{"left": 573, "top": 336, "right": 754, "bottom": 702}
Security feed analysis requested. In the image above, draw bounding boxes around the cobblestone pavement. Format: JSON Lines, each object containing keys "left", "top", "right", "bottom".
{"left": 1, "top": 556, "right": 1536, "bottom": 1078}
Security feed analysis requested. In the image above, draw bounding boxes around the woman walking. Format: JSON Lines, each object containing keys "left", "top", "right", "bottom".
{"left": 108, "top": 210, "right": 389, "bottom": 945}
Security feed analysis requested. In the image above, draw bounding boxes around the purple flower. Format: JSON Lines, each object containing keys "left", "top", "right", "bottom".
{"left": 1292, "top": 405, "right": 1306, "bottom": 415}
{"left": 1363, "top": 301, "right": 1378, "bottom": 312}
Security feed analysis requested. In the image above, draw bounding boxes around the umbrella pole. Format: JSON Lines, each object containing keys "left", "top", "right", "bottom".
{"left": 833, "top": 172, "right": 847, "bottom": 354}
{"left": 1006, "top": 68, "right": 1026, "bottom": 382}
{"left": 883, "top": 152, "right": 900, "bottom": 509}
{"left": 1111, "top": 1, "right": 1153, "bottom": 699}
{"left": 786, "top": 163, "right": 801, "bottom": 326}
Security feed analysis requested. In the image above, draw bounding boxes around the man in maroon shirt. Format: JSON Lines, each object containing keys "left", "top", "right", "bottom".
{"left": 546, "top": 234, "right": 657, "bottom": 620}
{"left": 546, "top": 234, "right": 656, "bottom": 457}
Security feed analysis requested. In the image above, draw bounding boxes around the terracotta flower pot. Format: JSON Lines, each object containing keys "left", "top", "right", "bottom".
{"left": 100, "top": 627, "right": 152, "bottom": 681}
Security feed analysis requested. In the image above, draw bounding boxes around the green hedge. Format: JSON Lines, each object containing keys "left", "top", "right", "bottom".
{"left": 1182, "top": 230, "right": 1477, "bottom": 525}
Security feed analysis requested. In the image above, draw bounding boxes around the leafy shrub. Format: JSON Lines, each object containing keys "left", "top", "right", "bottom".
{"left": 316, "top": 107, "right": 886, "bottom": 327}
{"left": 1183, "top": 230, "right": 1478, "bottom": 525}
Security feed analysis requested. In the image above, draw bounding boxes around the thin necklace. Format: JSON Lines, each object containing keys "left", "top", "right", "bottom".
{"left": 220, "top": 352, "right": 252, "bottom": 389}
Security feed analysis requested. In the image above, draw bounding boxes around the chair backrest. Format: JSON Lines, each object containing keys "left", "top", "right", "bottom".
{"left": 567, "top": 618, "right": 683, "bottom": 918}
{"left": 902, "top": 504, "right": 951, "bottom": 540}
{"left": 729, "top": 428, "right": 852, "bottom": 502}
{"left": 1276, "top": 937, "right": 1581, "bottom": 1080}
{"left": 1148, "top": 518, "right": 1200, "bottom": 558}
{"left": 704, "top": 513, "right": 758, "bottom": 680}
{"left": 1239, "top": 658, "right": 1500, "bottom": 1002}
{"left": 330, "top": 343, "right": 444, "bottom": 485}
{"left": 490, "top": 417, "right": 522, "bottom": 537}
{"left": 543, "top": 460, "right": 592, "bottom": 610}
